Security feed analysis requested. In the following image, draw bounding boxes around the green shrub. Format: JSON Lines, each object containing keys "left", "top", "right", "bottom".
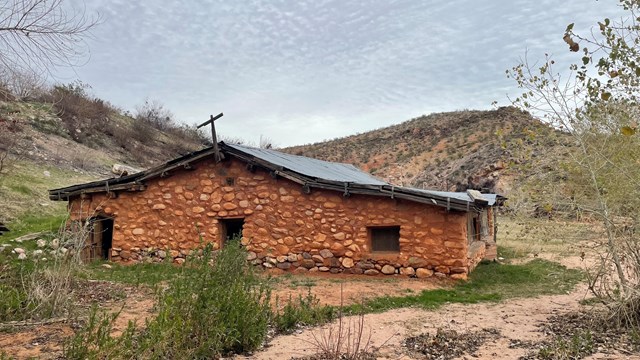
{"left": 64, "top": 240, "right": 272, "bottom": 359}
{"left": 274, "top": 290, "right": 336, "bottom": 334}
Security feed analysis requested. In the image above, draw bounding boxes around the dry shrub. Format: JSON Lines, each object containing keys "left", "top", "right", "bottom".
{"left": 302, "top": 286, "right": 379, "bottom": 360}
{"left": 305, "top": 312, "right": 375, "bottom": 360}
{"left": 0, "top": 68, "right": 46, "bottom": 101}
{"left": 0, "top": 117, "right": 23, "bottom": 176}
{"left": 43, "top": 81, "right": 112, "bottom": 143}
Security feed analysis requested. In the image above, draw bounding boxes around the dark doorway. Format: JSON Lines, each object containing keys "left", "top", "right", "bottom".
{"left": 82, "top": 216, "right": 114, "bottom": 261}
{"left": 100, "top": 218, "right": 113, "bottom": 259}
{"left": 220, "top": 218, "right": 244, "bottom": 243}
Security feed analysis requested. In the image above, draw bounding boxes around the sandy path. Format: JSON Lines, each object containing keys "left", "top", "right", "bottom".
{"left": 242, "top": 285, "right": 598, "bottom": 360}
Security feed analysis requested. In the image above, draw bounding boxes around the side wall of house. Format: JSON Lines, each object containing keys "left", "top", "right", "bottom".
{"left": 69, "top": 157, "right": 474, "bottom": 279}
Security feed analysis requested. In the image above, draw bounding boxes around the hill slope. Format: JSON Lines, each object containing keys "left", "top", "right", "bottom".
{"left": 285, "top": 107, "right": 566, "bottom": 194}
{"left": 0, "top": 96, "right": 207, "bottom": 224}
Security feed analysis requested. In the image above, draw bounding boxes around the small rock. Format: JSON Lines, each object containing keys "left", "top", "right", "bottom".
{"left": 157, "top": 250, "right": 167, "bottom": 259}
{"left": 101, "top": 264, "right": 112, "bottom": 269}
{"left": 32, "top": 249, "right": 43, "bottom": 256}
{"left": 13, "top": 247, "right": 25, "bottom": 255}
{"left": 318, "top": 266, "right": 330, "bottom": 272}
{"left": 416, "top": 268, "right": 434, "bottom": 278}
{"left": 319, "top": 249, "right": 333, "bottom": 258}
{"left": 364, "top": 269, "right": 380, "bottom": 276}
{"left": 381, "top": 264, "right": 396, "bottom": 275}
{"left": 246, "top": 251, "right": 257, "bottom": 261}
{"left": 50, "top": 238, "right": 60, "bottom": 249}
{"left": 342, "top": 257, "right": 354, "bottom": 268}
{"left": 17, "top": 253, "right": 27, "bottom": 260}
{"left": 36, "top": 239, "right": 46, "bottom": 248}
{"left": 43, "top": 171, "right": 51, "bottom": 177}
{"left": 400, "top": 267, "right": 416, "bottom": 276}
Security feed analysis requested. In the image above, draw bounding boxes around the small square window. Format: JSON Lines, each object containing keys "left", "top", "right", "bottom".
{"left": 225, "top": 177, "right": 235, "bottom": 186}
{"left": 370, "top": 226, "right": 400, "bottom": 252}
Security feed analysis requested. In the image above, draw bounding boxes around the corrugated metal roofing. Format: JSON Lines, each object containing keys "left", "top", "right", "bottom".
{"left": 405, "top": 189, "right": 500, "bottom": 206}
{"left": 227, "top": 143, "right": 388, "bottom": 186}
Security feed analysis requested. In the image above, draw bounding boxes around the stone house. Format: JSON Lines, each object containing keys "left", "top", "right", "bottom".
{"left": 49, "top": 142, "right": 503, "bottom": 279}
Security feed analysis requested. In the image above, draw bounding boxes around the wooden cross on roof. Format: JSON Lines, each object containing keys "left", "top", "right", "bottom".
{"left": 197, "top": 112, "right": 224, "bottom": 162}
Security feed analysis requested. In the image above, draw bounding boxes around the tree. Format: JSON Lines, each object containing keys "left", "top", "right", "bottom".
{"left": 508, "top": 0, "right": 640, "bottom": 321}
{"left": 0, "top": 0, "right": 100, "bottom": 76}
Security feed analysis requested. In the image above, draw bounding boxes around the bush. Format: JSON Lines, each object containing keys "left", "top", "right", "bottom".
{"left": 65, "top": 240, "right": 272, "bottom": 359}
{"left": 45, "top": 81, "right": 112, "bottom": 143}
{"left": 274, "top": 290, "right": 336, "bottom": 334}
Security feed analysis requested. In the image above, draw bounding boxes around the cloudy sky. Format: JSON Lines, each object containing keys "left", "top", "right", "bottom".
{"left": 59, "top": 0, "right": 622, "bottom": 147}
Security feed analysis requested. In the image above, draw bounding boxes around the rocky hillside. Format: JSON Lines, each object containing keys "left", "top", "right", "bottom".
{"left": 285, "top": 107, "right": 567, "bottom": 194}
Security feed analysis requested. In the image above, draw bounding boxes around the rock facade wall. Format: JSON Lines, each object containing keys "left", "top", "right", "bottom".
{"left": 69, "top": 157, "right": 478, "bottom": 279}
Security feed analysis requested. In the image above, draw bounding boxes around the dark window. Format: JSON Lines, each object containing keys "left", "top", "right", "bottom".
{"left": 220, "top": 218, "right": 244, "bottom": 243}
{"left": 370, "top": 226, "right": 400, "bottom": 252}
{"left": 467, "top": 214, "right": 481, "bottom": 243}
{"left": 225, "top": 177, "right": 235, "bottom": 186}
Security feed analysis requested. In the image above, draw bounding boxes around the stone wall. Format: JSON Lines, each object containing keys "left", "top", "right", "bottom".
{"left": 69, "top": 156, "right": 482, "bottom": 279}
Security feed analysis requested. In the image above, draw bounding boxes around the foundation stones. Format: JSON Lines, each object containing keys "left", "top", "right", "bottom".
{"left": 381, "top": 264, "right": 396, "bottom": 275}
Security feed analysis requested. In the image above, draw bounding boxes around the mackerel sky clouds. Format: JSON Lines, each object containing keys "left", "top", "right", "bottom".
{"left": 61, "top": 0, "right": 622, "bottom": 146}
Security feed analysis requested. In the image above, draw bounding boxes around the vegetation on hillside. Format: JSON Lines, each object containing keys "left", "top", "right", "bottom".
{"left": 285, "top": 106, "right": 567, "bottom": 195}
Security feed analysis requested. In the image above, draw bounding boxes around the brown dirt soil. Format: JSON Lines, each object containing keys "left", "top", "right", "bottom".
{"left": 0, "top": 323, "right": 72, "bottom": 359}
{"left": 269, "top": 272, "right": 447, "bottom": 307}
{"left": 241, "top": 285, "right": 622, "bottom": 360}
{"left": 0, "top": 281, "right": 154, "bottom": 359}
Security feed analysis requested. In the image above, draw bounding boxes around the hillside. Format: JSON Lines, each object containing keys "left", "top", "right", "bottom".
{"left": 285, "top": 107, "right": 568, "bottom": 194}
{"left": 0, "top": 92, "right": 207, "bottom": 224}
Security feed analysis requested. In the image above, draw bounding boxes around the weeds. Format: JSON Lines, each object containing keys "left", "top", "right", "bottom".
{"left": 64, "top": 240, "right": 273, "bottom": 359}
{"left": 537, "top": 330, "right": 595, "bottom": 360}
{"left": 274, "top": 289, "right": 336, "bottom": 334}
{"left": 304, "top": 286, "right": 377, "bottom": 360}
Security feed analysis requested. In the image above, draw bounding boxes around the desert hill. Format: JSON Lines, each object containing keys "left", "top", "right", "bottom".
{"left": 285, "top": 106, "right": 567, "bottom": 195}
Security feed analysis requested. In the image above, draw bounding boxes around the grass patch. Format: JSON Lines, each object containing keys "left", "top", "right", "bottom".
{"left": 83, "top": 260, "right": 184, "bottom": 286}
{"left": 0, "top": 213, "right": 67, "bottom": 242}
{"left": 8, "top": 184, "right": 33, "bottom": 195}
{"left": 497, "top": 245, "right": 527, "bottom": 260}
{"left": 344, "top": 259, "right": 582, "bottom": 314}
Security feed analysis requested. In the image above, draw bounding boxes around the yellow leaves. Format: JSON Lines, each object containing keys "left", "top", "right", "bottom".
{"left": 621, "top": 126, "right": 637, "bottom": 136}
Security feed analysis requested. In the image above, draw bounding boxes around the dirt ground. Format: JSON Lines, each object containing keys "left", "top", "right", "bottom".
{"left": 243, "top": 285, "right": 597, "bottom": 360}
{"left": 0, "top": 282, "right": 154, "bottom": 359}
{"left": 269, "top": 272, "right": 448, "bottom": 307}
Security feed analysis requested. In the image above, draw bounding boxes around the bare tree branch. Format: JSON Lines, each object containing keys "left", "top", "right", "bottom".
{"left": 0, "top": 0, "right": 100, "bottom": 76}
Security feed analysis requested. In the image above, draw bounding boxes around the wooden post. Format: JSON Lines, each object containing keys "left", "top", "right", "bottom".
{"left": 197, "top": 112, "right": 224, "bottom": 162}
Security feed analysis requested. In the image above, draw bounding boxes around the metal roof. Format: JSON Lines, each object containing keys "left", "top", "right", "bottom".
{"left": 226, "top": 143, "right": 388, "bottom": 186}
{"left": 402, "top": 189, "right": 500, "bottom": 206}
{"left": 49, "top": 142, "right": 505, "bottom": 211}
